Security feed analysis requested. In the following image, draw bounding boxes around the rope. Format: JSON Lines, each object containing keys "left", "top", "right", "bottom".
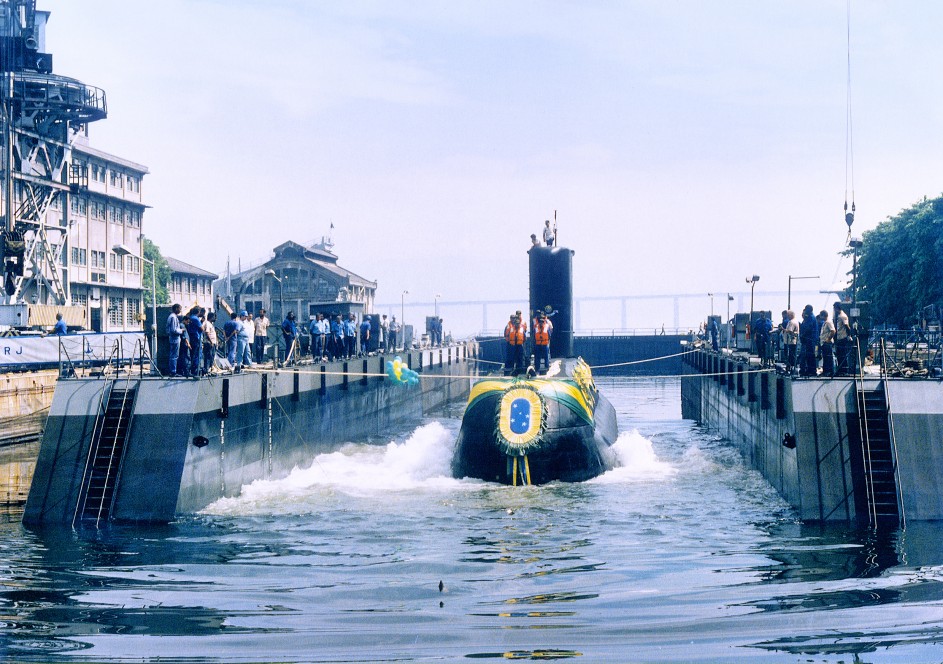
{"left": 844, "top": 0, "right": 855, "bottom": 242}
{"left": 588, "top": 349, "right": 695, "bottom": 370}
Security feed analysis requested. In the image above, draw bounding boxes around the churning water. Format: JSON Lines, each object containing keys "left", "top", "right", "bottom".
{"left": 2, "top": 377, "right": 943, "bottom": 662}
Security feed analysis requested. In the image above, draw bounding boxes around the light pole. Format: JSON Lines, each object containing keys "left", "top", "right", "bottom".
{"left": 401, "top": 290, "right": 408, "bottom": 327}
{"left": 434, "top": 293, "right": 441, "bottom": 318}
{"left": 114, "top": 244, "right": 157, "bottom": 374}
{"left": 708, "top": 293, "right": 714, "bottom": 317}
{"left": 264, "top": 269, "right": 283, "bottom": 319}
{"left": 726, "top": 293, "right": 734, "bottom": 349}
{"left": 787, "top": 275, "right": 819, "bottom": 311}
{"left": 848, "top": 237, "right": 863, "bottom": 305}
{"left": 746, "top": 274, "right": 759, "bottom": 323}
{"left": 265, "top": 269, "right": 283, "bottom": 364}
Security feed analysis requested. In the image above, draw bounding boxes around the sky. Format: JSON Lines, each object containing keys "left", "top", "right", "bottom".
{"left": 40, "top": 1, "right": 943, "bottom": 331}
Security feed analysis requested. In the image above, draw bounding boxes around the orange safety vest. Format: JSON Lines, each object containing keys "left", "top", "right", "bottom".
{"left": 504, "top": 321, "right": 526, "bottom": 345}
{"left": 533, "top": 320, "right": 552, "bottom": 346}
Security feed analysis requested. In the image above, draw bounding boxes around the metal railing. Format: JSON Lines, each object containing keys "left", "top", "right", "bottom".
{"left": 867, "top": 329, "right": 941, "bottom": 378}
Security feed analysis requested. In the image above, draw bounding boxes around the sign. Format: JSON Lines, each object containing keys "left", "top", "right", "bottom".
{"left": 0, "top": 332, "right": 146, "bottom": 368}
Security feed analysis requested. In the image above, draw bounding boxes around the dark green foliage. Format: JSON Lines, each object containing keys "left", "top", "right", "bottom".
{"left": 857, "top": 196, "right": 943, "bottom": 327}
{"left": 141, "top": 238, "right": 172, "bottom": 305}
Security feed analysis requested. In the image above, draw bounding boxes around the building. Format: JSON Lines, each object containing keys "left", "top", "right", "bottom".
{"left": 164, "top": 256, "right": 217, "bottom": 311}
{"left": 66, "top": 134, "right": 149, "bottom": 332}
{"left": 215, "top": 239, "right": 376, "bottom": 323}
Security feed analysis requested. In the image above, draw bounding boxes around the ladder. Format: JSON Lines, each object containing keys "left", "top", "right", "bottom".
{"left": 857, "top": 386, "right": 900, "bottom": 525}
{"left": 75, "top": 384, "right": 137, "bottom": 527}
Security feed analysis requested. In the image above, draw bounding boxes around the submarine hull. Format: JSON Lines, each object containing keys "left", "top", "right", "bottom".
{"left": 451, "top": 358, "right": 618, "bottom": 485}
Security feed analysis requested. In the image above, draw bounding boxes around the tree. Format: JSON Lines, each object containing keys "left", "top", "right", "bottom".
{"left": 856, "top": 195, "right": 943, "bottom": 327}
{"left": 142, "top": 237, "right": 172, "bottom": 305}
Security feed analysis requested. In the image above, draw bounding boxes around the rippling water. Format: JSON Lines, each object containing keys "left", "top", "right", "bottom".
{"left": 2, "top": 377, "right": 943, "bottom": 662}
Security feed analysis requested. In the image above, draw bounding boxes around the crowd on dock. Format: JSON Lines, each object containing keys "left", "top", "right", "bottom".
{"left": 706, "top": 301, "right": 859, "bottom": 377}
{"left": 165, "top": 305, "right": 446, "bottom": 378}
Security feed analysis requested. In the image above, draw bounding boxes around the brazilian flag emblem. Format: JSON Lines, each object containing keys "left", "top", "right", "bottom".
{"left": 496, "top": 386, "right": 545, "bottom": 454}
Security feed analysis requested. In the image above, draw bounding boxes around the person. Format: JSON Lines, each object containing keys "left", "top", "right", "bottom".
{"left": 238, "top": 311, "right": 253, "bottom": 369}
{"left": 185, "top": 306, "right": 203, "bottom": 378}
{"left": 530, "top": 233, "right": 539, "bottom": 248}
{"left": 282, "top": 311, "right": 298, "bottom": 364}
{"left": 798, "top": 305, "right": 819, "bottom": 376}
{"left": 254, "top": 309, "right": 269, "bottom": 363}
{"left": 202, "top": 310, "right": 218, "bottom": 375}
{"left": 781, "top": 310, "right": 798, "bottom": 372}
{"left": 708, "top": 318, "right": 719, "bottom": 352}
{"left": 542, "top": 219, "right": 554, "bottom": 246}
{"left": 379, "top": 314, "right": 389, "bottom": 353}
{"left": 389, "top": 316, "right": 401, "bottom": 352}
{"left": 504, "top": 313, "right": 527, "bottom": 375}
{"left": 775, "top": 310, "right": 790, "bottom": 362}
{"left": 223, "top": 311, "right": 240, "bottom": 366}
{"left": 438, "top": 318, "right": 445, "bottom": 346}
{"left": 532, "top": 312, "right": 553, "bottom": 373}
{"left": 834, "top": 302, "right": 852, "bottom": 376}
{"left": 330, "top": 314, "right": 344, "bottom": 361}
{"left": 53, "top": 312, "right": 67, "bottom": 336}
{"left": 345, "top": 313, "right": 357, "bottom": 359}
{"left": 318, "top": 313, "right": 330, "bottom": 360}
{"left": 819, "top": 309, "right": 835, "bottom": 377}
{"left": 242, "top": 312, "right": 255, "bottom": 368}
{"left": 166, "top": 303, "right": 185, "bottom": 377}
{"left": 753, "top": 312, "right": 773, "bottom": 367}
{"left": 309, "top": 313, "right": 323, "bottom": 360}
{"left": 359, "top": 315, "right": 371, "bottom": 356}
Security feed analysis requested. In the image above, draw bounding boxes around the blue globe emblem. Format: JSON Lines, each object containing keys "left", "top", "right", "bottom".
{"left": 509, "top": 398, "right": 532, "bottom": 434}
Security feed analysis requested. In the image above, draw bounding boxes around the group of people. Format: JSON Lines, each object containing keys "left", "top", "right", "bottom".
{"left": 276, "top": 311, "right": 415, "bottom": 365}
{"left": 166, "top": 304, "right": 448, "bottom": 377}
{"left": 503, "top": 310, "right": 553, "bottom": 375}
{"left": 749, "top": 302, "right": 855, "bottom": 377}
{"left": 165, "top": 304, "right": 221, "bottom": 378}
{"left": 529, "top": 219, "right": 557, "bottom": 248}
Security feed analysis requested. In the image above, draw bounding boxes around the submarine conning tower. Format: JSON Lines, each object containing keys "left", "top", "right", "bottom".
{"left": 529, "top": 245, "right": 574, "bottom": 358}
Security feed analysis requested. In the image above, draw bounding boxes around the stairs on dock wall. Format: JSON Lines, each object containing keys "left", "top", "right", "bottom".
{"left": 855, "top": 386, "right": 901, "bottom": 526}
{"left": 75, "top": 384, "right": 137, "bottom": 527}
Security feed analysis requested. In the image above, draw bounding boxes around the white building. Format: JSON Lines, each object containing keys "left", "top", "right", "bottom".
{"left": 66, "top": 133, "right": 149, "bottom": 332}
{"left": 165, "top": 256, "right": 217, "bottom": 311}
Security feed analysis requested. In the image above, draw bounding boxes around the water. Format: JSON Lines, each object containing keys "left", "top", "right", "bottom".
{"left": 2, "top": 378, "right": 943, "bottom": 662}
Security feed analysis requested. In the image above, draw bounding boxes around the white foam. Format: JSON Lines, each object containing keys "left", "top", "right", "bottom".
{"left": 593, "top": 430, "right": 678, "bottom": 483}
{"left": 203, "top": 421, "right": 468, "bottom": 515}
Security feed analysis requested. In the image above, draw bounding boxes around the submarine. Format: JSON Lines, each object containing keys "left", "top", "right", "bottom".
{"left": 451, "top": 244, "right": 619, "bottom": 484}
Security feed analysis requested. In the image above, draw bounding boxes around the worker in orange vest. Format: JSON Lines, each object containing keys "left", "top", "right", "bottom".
{"left": 532, "top": 312, "right": 553, "bottom": 374}
{"left": 503, "top": 313, "right": 527, "bottom": 375}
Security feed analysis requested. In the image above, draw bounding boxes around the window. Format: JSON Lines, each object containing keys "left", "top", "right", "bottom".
{"left": 92, "top": 164, "right": 105, "bottom": 182}
{"left": 110, "top": 170, "right": 122, "bottom": 187}
{"left": 90, "top": 200, "right": 105, "bottom": 220}
{"left": 126, "top": 298, "right": 140, "bottom": 326}
{"left": 109, "top": 252, "right": 123, "bottom": 271}
{"left": 51, "top": 194, "right": 62, "bottom": 210}
{"left": 129, "top": 256, "right": 140, "bottom": 274}
{"left": 90, "top": 250, "right": 106, "bottom": 269}
{"left": 127, "top": 176, "right": 137, "bottom": 192}
{"left": 108, "top": 297, "right": 124, "bottom": 327}
{"left": 71, "top": 247, "right": 87, "bottom": 266}
{"left": 108, "top": 205, "right": 122, "bottom": 224}
{"left": 128, "top": 209, "right": 141, "bottom": 227}
{"left": 70, "top": 196, "right": 88, "bottom": 215}
{"left": 91, "top": 272, "right": 106, "bottom": 283}
{"left": 71, "top": 292, "right": 88, "bottom": 307}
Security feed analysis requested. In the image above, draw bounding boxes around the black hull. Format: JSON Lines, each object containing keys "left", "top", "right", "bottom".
{"left": 451, "top": 358, "right": 618, "bottom": 485}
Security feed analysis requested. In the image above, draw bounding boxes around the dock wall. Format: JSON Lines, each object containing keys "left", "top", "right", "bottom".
{"left": 682, "top": 349, "right": 943, "bottom": 522}
{"left": 24, "top": 343, "right": 475, "bottom": 524}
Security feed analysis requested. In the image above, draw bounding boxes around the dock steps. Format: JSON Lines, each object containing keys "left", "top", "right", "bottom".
{"left": 75, "top": 385, "right": 137, "bottom": 526}
{"left": 857, "top": 388, "right": 900, "bottom": 525}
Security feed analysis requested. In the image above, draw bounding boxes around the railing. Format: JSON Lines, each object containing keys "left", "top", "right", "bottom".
{"left": 57, "top": 334, "right": 155, "bottom": 379}
{"left": 479, "top": 327, "right": 693, "bottom": 338}
{"left": 881, "top": 338, "right": 906, "bottom": 528}
{"left": 867, "top": 329, "right": 941, "bottom": 378}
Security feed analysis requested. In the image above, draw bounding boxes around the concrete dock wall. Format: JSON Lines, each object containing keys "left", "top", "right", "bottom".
{"left": 24, "top": 343, "right": 476, "bottom": 524}
{"left": 682, "top": 348, "right": 943, "bottom": 522}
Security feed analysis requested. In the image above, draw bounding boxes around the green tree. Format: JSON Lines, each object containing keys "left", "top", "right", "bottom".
{"left": 142, "top": 237, "right": 172, "bottom": 305}
{"left": 856, "top": 195, "right": 943, "bottom": 327}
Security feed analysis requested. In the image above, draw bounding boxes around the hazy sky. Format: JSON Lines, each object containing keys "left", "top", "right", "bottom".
{"left": 41, "top": 1, "right": 943, "bottom": 324}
